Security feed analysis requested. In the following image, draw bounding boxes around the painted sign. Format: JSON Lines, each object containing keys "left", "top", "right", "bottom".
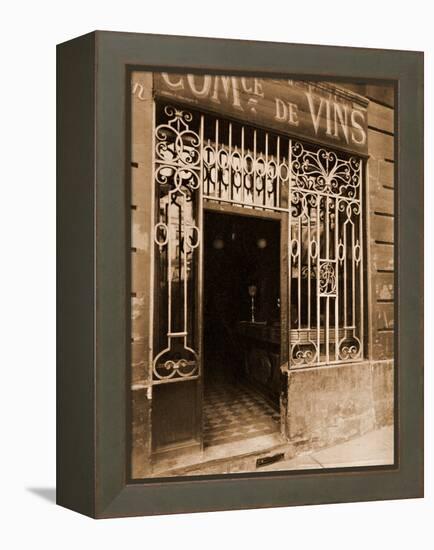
{"left": 151, "top": 73, "right": 369, "bottom": 156}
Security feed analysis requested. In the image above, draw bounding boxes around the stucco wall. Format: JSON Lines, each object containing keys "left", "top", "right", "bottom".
{"left": 286, "top": 360, "right": 393, "bottom": 452}
{"left": 372, "top": 360, "right": 394, "bottom": 427}
{"left": 131, "top": 387, "right": 152, "bottom": 478}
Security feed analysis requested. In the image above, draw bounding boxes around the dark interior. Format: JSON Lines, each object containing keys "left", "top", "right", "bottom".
{"left": 204, "top": 210, "right": 281, "bottom": 402}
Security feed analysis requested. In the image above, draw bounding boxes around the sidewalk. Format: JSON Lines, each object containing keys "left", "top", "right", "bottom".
{"left": 261, "top": 425, "right": 394, "bottom": 471}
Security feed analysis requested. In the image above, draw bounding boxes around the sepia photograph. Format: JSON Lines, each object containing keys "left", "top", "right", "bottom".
{"left": 2, "top": 0, "right": 428, "bottom": 537}
{"left": 129, "top": 71, "right": 396, "bottom": 479}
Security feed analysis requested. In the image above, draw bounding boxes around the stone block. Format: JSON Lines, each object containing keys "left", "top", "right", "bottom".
{"left": 372, "top": 360, "right": 394, "bottom": 428}
{"left": 131, "top": 387, "right": 152, "bottom": 478}
{"left": 286, "top": 362, "right": 377, "bottom": 449}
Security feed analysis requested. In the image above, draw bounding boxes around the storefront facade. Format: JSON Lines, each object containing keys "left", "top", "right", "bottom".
{"left": 130, "top": 72, "right": 394, "bottom": 477}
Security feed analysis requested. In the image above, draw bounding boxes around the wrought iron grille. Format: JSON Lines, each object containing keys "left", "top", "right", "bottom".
{"left": 151, "top": 102, "right": 364, "bottom": 383}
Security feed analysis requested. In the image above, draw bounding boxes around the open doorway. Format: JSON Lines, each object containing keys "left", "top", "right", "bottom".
{"left": 203, "top": 209, "right": 282, "bottom": 449}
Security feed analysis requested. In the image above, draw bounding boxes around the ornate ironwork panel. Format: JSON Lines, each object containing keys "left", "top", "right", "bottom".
{"left": 289, "top": 142, "right": 363, "bottom": 366}
{"left": 152, "top": 105, "right": 203, "bottom": 383}
{"left": 151, "top": 102, "right": 365, "bottom": 380}
{"left": 202, "top": 119, "right": 284, "bottom": 211}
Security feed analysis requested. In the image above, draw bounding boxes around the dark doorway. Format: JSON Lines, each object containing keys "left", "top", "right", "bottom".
{"left": 203, "top": 210, "right": 282, "bottom": 448}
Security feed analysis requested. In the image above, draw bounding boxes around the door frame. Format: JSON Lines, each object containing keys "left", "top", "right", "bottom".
{"left": 203, "top": 200, "right": 290, "bottom": 441}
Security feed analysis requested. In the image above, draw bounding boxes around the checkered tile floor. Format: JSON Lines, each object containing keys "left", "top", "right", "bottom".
{"left": 204, "top": 380, "right": 281, "bottom": 447}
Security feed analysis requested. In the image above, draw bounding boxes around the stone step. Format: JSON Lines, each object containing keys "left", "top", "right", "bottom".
{"left": 152, "top": 433, "right": 295, "bottom": 477}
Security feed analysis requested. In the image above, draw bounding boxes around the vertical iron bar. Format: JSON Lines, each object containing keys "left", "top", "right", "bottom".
{"left": 215, "top": 118, "right": 220, "bottom": 201}
{"left": 206, "top": 137, "right": 211, "bottom": 196}
{"left": 228, "top": 122, "right": 233, "bottom": 201}
{"left": 265, "top": 132, "right": 269, "bottom": 207}
{"left": 253, "top": 128, "right": 257, "bottom": 206}
{"left": 359, "top": 161, "right": 365, "bottom": 357}
{"left": 288, "top": 138, "right": 292, "bottom": 368}
{"left": 335, "top": 196, "right": 339, "bottom": 360}
{"left": 344, "top": 217, "right": 348, "bottom": 329}
{"left": 316, "top": 196, "right": 320, "bottom": 363}
{"left": 307, "top": 201, "right": 311, "bottom": 332}
{"left": 167, "top": 209, "right": 173, "bottom": 344}
{"left": 197, "top": 114, "right": 204, "bottom": 375}
{"left": 325, "top": 197, "right": 330, "bottom": 363}
{"left": 183, "top": 198, "right": 187, "bottom": 340}
{"left": 276, "top": 136, "right": 280, "bottom": 208}
{"left": 150, "top": 100, "right": 157, "bottom": 375}
{"left": 241, "top": 125, "right": 245, "bottom": 206}
{"left": 298, "top": 216, "right": 301, "bottom": 330}
{"left": 352, "top": 221, "right": 356, "bottom": 328}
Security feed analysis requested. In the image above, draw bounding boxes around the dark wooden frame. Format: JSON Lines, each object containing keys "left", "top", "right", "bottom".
{"left": 57, "top": 31, "right": 424, "bottom": 518}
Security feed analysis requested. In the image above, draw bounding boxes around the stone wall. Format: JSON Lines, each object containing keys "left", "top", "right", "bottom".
{"left": 372, "top": 360, "right": 394, "bottom": 427}
{"left": 131, "top": 387, "right": 152, "bottom": 478}
{"left": 286, "top": 360, "right": 393, "bottom": 452}
{"left": 130, "top": 71, "right": 154, "bottom": 478}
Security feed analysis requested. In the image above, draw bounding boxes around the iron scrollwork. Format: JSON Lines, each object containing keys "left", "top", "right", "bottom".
{"left": 319, "top": 260, "right": 337, "bottom": 296}
{"left": 150, "top": 102, "right": 365, "bottom": 374}
{"left": 152, "top": 105, "right": 202, "bottom": 383}
{"left": 338, "top": 333, "right": 362, "bottom": 361}
{"left": 291, "top": 340, "right": 318, "bottom": 366}
{"left": 291, "top": 141, "right": 361, "bottom": 200}
{"left": 289, "top": 140, "right": 363, "bottom": 367}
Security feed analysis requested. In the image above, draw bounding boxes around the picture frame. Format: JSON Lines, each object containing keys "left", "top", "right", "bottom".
{"left": 57, "top": 31, "right": 423, "bottom": 518}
